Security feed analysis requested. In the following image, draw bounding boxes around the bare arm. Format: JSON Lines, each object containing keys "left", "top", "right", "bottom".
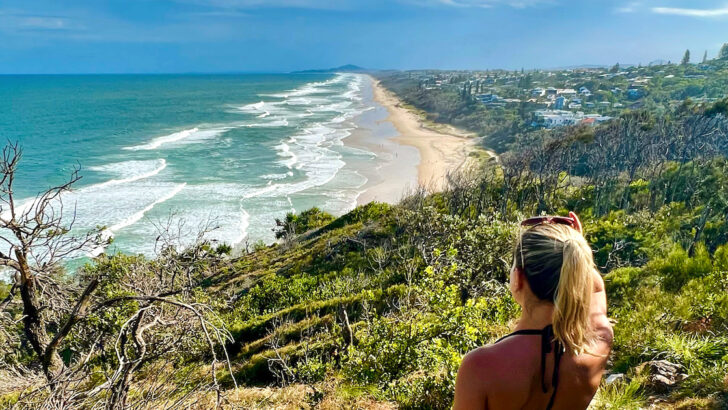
{"left": 570, "top": 211, "right": 613, "bottom": 343}
{"left": 453, "top": 350, "right": 488, "bottom": 410}
{"left": 590, "top": 270, "right": 613, "bottom": 346}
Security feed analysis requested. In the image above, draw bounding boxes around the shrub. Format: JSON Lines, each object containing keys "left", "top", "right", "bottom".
{"left": 274, "top": 207, "right": 336, "bottom": 239}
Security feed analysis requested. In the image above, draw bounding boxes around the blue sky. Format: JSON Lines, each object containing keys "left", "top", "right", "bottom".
{"left": 1, "top": 0, "right": 727, "bottom": 73}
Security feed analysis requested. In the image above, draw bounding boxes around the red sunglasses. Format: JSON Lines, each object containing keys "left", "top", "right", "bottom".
{"left": 520, "top": 215, "right": 576, "bottom": 228}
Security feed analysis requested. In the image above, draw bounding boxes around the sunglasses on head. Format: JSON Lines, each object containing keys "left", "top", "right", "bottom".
{"left": 520, "top": 215, "right": 576, "bottom": 228}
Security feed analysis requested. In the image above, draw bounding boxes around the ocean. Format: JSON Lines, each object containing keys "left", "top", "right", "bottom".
{"left": 0, "top": 73, "right": 380, "bottom": 256}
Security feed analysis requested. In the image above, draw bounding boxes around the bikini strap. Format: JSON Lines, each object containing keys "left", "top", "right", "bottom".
{"left": 494, "top": 325, "right": 563, "bottom": 410}
{"left": 493, "top": 328, "right": 544, "bottom": 344}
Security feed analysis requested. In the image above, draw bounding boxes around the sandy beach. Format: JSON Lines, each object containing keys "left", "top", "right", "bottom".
{"left": 348, "top": 75, "right": 476, "bottom": 206}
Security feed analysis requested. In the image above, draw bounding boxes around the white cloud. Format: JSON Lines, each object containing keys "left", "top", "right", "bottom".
{"left": 615, "top": 2, "right": 641, "bottom": 14}
{"left": 0, "top": 11, "right": 73, "bottom": 31}
{"left": 652, "top": 6, "right": 728, "bottom": 17}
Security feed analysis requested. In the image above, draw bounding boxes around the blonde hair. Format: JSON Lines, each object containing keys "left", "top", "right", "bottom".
{"left": 515, "top": 223, "right": 597, "bottom": 355}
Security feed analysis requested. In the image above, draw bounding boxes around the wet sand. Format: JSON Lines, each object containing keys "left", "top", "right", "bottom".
{"left": 346, "top": 75, "right": 476, "bottom": 206}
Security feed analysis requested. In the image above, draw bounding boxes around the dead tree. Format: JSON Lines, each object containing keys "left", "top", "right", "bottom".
{"left": 0, "top": 142, "right": 106, "bottom": 380}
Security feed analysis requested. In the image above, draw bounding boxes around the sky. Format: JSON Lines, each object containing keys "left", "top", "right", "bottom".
{"left": 1, "top": 0, "right": 728, "bottom": 73}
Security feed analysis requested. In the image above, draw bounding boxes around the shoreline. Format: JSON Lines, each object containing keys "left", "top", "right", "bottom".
{"left": 347, "top": 75, "right": 476, "bottom": 206}
{"left": 345, "top": 76, "right": 420, "bottom": 205}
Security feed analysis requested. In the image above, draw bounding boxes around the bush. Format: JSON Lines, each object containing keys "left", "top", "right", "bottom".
{"left": 651, "top": 243, "right": 712, "bottom": 291}
{"left": 274, "top": 207, "right": 336, "bottom": 239}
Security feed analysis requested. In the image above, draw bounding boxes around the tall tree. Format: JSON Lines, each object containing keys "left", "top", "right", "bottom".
{"left": 681, "top": 49, "right": 690, "bottom": 66}
{"left": 609, "top": 63, "right": 620, "bottom": 73}
{"left": 703, "top": 50, "right": 708, "bottom": 64}
{"left": 720, "top": 43, "right": 728, "bottom": 60}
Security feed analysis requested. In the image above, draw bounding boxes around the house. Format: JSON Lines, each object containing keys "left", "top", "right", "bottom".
{"left": 598, "top": 101, "right": 611, "bottom": 108}
{"left": 477, "top": 93, "right": 501, "bottom": 103}
{"left": 585, "top": 102, "right": 595, "bottom": 108}
{"left": 532, "top": 110, "right": 581, "bottom": 129}
{"left": 531, "top": 87, "right": 545, "bottom": 97}
{"left": 554, "top": 96, "right": 567, "bottom": 109}
{"left": 546, "top": 87, "right": 558, "bottom": 96}
{"left": 581, "top": 115, "right": 612, "bottom": 126}
{"left": 559, "top": 88, "right": 578, "bottom": 96}
{"left": 579, "top": 87, "right": 592, "bottom": 96}
{"left": 568, "top": 102, "right": 582, "bottom": 110}
{"left": 627, "top": 87, "right": 643, "bottom": 99}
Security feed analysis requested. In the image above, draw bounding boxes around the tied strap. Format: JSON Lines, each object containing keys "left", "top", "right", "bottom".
{"left": 492, "top": 324, "right": 564, "bottom": 410}
{"left": 540, "top": 325, "right": 563, "bottom": 410}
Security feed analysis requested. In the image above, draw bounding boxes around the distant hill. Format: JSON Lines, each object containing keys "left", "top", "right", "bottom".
{"left": 293, "top": 64, "right": 367, "bottom": 73}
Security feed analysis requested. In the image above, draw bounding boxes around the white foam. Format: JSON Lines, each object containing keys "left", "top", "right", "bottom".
{"left": 123, "top": 127, "right": 230, "bottom": 151}
{"left": 245, "top": 119, "right": 289, "bottom": 128}
{"left": 260, "top": 173, "right": 290, "bottom": 180}
{"left": 88, "top": 159, "right": 167, "bottom": 189}
{"left": 112, "top": 183, "right": 185, "bottom": 233}
{"left": 88, "top": 183, "right": 186, "bottom": 257}
{"left": 124, "top": 128, "right": 198, "bottom": 151}
{"left": 233, "top": 206, "right": 250, "bottom": 246}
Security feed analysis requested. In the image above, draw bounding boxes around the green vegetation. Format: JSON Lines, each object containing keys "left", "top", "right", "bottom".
{"left": 2, "top": 78, "right": 728, "bottom": 409}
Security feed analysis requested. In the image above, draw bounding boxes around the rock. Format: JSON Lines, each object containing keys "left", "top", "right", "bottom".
{"left": 605, "top": 373, "right": 625, "bottom": 384}
{"left": 636, "top": 360, "right": 688, "bottom": 393}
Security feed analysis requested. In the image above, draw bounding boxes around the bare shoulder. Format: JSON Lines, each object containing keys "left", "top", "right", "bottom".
{"left": 460, "top": 339, "right": 537, "bottom": 386}
{"left": 454, "top": 346, "right": 496, "bottom": 409}
{"left": 458, "top": 345, "right": 500, "bottom": 381}
{"left": 454, "top": 341, "right": 524, "bottom": 409}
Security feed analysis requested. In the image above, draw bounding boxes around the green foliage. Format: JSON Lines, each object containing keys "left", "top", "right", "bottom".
{"left": 720, "top": 43, "right": 728, "bottom": 60}
{"left": 682, "top": 49, "right": 691, "bottom": 66}
{"left": 293, "top": 356, "right": 331, "bottom": 384}
{"left": 705, "top": 97, "right": 728, "bottom": 117}
{"left": 252, "top": 239, "right": 267, "bottom": 251}
{"left": 591, "top": 377, "right": 646, "bottom": 409}
{"left": 274, "top": 207, "right": 336, "bottom": 239}
{"left": 216, "top": 243, "right": 233, "bottom": 255}
{"left": 650, "top": 243, "right": 712, "bottom": 291}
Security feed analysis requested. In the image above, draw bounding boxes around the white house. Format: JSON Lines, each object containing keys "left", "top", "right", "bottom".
{"left": 533, "top": 110, "right": 581, "bottom": 129}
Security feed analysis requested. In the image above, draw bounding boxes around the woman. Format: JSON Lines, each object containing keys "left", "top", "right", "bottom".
{"left": 453, "top": 212, "right": 613, "bottom": 410}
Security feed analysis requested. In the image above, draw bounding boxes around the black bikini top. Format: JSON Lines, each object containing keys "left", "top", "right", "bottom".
{"left": 494, "top": 324, "right": 564, "bottom": 410}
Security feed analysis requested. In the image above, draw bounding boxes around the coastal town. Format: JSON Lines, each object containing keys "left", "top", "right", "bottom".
{"left": 381, "top": 47, "right": 728, "bottom": 136}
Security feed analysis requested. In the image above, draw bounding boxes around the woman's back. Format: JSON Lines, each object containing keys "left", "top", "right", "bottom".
{"left": 462, "top": 324, "right": 611, "bottom": 409}
{"left": 453, "top": 214, "right": 613, "bottom": 410}
{"left": 455, "top": 308, "right": 612, "bottom": 409}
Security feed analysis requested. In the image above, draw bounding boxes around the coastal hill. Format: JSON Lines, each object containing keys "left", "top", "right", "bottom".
{"left": 293, "top": 64, "right": 367, "bottom": 73}
{"left": 2, "top": 54, "right": 728, "bottom": 408}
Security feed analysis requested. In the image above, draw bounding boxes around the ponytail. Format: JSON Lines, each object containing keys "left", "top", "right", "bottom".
{"left": 515, "top": 224, "right": 598, "bottom": 355}
{"left": 553, "top": 238, "right": 594, "bottom": 355}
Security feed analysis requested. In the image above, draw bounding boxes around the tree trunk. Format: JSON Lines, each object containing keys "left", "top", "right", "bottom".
{"left": 16, "top": 250, "right": 65, "bottom": 380}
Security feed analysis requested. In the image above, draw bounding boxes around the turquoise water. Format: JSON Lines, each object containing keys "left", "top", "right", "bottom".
{"left": 0, "top": 73, "right": 374, "bottom": 255}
